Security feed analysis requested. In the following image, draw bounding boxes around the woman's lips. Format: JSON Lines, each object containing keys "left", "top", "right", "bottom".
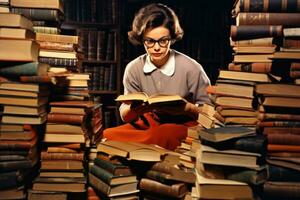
{"left": 152, "top": 53, "right": 162, "bottom": 57}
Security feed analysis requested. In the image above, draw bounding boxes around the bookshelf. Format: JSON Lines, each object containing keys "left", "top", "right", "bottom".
{"left": 61, "top": 0, "right": 121, "bottom": 128}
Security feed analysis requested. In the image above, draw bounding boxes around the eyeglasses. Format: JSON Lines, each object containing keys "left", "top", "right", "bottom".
{"left": 143, "top": 36, "right": 171, "bottom": 48}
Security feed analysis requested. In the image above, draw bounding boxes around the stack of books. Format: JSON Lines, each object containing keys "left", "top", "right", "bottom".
{"left": 0, "top": 0, "right": 9, "bottom": 13}
{"left": 0, "top": 7, "right": 52, "bottom": 199}
{"left": 191, "top": 126, "right": 267, "bottom": 199}
{"left": 233, "top": 0, "right": 300, "bottom": 199}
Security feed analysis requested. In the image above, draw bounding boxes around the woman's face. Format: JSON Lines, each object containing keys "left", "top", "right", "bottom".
{"left": 143, "top": 26, "right": 171, "bottom": 67}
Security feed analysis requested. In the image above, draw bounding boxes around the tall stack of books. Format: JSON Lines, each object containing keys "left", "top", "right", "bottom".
{"left": 0, "top": 6, "right": 54, "bottom": 199}
{"left": 233, "top": 0, "right": 300, "bottom": 199}
{"left": 191, "top": 126, "right": 267, "bottom": 199}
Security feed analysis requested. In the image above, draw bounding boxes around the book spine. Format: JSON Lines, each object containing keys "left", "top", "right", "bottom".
{"left": 47, "top": 113, "right": 84, "bottom": 125}
{"left": 263, "top": 127, "right": 300, "bottom": 135}
{"left": 0, "top": 160, "right": 32, "bottom": 172}
{"left": 20, "top": 76, "right": 53, "bottom": 83}
{"left": 267, "top": 164, "right": 300, "bottom": 182}
{"left": 231, "top": 25, "right": 282, "bottom": 41}
{"left": 237, "top": 12, "right": 300, "bottom": 27}
{"left": 36, "top": 33, "right": 78, "bottom": 44}
{"left": 268, "top": 144, "right": 300, "bottom": 152}
{"left": 225, "top": 168, "right": 267, "bottom": 185}
{"left": 258, "top": 113, "right": 300, "bottom": 121}
{"left": 291, "top": 62, "right": 300, "bottom": 71}
{"left": 0, "top": 171, "right": 23, "bottom": 189}
{"left": 88, "top": 173, "right": 109, "bottom": 195}
{"left": 290, "top": 71, "right": 300, "bottom": 78}
{"left": 11, "top": 8, "right": 62, "bottom": 21}
{"left": 0, "top": 137, "right": 37, "bottom": 150}
{"left": 38, "top": 41, "right": 74, "bottom": 51}
{"left": 259, "top": 121, "right": 300, "bottom": 127}
{"left": 41, "top": 152, "right": 84, "bottom": 161}
{"left": 267, "top": 133, "right": 300, "bottom": 145}
{"left": 33, "top": 26, "right": 60, "bottom": 34}
{"left": 93, "top": 157, "right": 118, "bottom": 175}
{"left": 283, "top": 38, "right": 300, "bottom": 48}
{"left": 228, "top": 62, "right": 272, "bottom": 73}
{"left": 139, "top": 178, "right": 187, "bottom": 198}
{"left": 264, "top": 181, "right": 300, "bottom": 199}
{"left": 90, "top": 164, "right": 113, "bottom": 185}
{"left": 145, "top": 170, "right": 173, "bottom": 184}
{"left": 38, "top": 57, "right": 78, "bottom": 67}
{"left": 0, "top": 62, "right": 39, "bottom": 77}
{"left": 240, "top": 0, "right": 300, "bottom": 12}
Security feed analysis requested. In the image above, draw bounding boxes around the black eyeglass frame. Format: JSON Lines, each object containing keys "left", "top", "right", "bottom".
{"left": 142, "top": 36, "right": 172, "bottom": 48}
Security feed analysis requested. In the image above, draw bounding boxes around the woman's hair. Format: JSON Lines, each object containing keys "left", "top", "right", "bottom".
{"left": 128, "top": 3, "right": 184, "bottom": 45}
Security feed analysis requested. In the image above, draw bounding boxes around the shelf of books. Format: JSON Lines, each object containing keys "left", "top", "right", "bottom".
{"left": 61, "top": 0, "right": 122, "bottom": 128}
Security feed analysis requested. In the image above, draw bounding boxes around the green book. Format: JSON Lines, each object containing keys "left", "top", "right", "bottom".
{"left": 0, "top": 62, "right": 49, "bottom": 77}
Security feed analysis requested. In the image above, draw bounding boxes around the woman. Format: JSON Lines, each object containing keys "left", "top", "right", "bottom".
{"left": 103, "top": 3, "right": 210, "bottom": 150}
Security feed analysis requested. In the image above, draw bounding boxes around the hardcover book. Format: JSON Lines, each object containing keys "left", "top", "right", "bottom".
{"left": 97, "top": 141, "right": 172, "bottom": 162}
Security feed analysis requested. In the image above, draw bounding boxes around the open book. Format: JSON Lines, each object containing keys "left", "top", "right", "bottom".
{"left": 115, "top": 92, "right": 186, "bottom": 106}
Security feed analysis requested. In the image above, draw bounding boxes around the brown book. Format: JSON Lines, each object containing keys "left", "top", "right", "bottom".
{"left": 47, "top": 113, "right": 84, "bottom": 125}
{"left": 150, "top": 161, "right": 196, "bottom": 184}
{"left": 43, "top": 133, "right": 85, "bottom": 144}
{"left": 40, "top": 160, "right": 83, "bottom": 171}
{"left": 10, "top": 0, "right": 64, "bottom": 13}
{"left": 228, "top": 63, "right": 272, "bottom": 73}
{"left": 32, "top": 182, "right": 85, "bottom": 193}
{"left": 194, "top": 170, "right": 253, "bottom": 200}
{"left": 267, "top": 156, "right": 300, "bottom": 171}
{"left": 0, "top": 187, "right": 26, "bottom": 200}
{"left": 259, "top": 121, "right": 300, "bottom": 127}
{"left": 230, "top": 25, "right": 282, "bottom": 41}
{"left": 256, "top": 83, "right": 300, "bottom": 98}
{"left": 41, "top": 151, "right": 84, "bottom": 161}
{"left": 0, "top": 136, "right": 37, "bottom": 150}
{"left": 273, "top": 51, "right": 300, "bottom": 59}
{"left": 40, "top": 171, "right": 84, "bottom": 178}
{"left": 258, "top": 112, "right": 300, "bottom": 121}
{"left": 2, "top": 113, "right": 47, "bottom": 124}
{"left": 207, "top": 83, "right": 254, "bottom": 98}
{"left": 39, "top": 50, "right": 77, "bottom": 59}
{"left": 140, "top": 178, "right": 188, "bottom": 199}
{"left": 239, "top": 0, "right": 300, "bottom": 12}
{"left": 231, "top": 37, "right": 274, "bottom": 46}
{"left": 0, "top": 82, "right": 47, "bottom": 92}
{"left": 283, "top": 38, "right": 300, "bottom": 48}
{"left": 264, "top": 181, "right": 300, "bottom": 199}
{"left": 267, "top": 133, "right": 300, "bottom": 145}
{"left": 260, "top": 96, "right": 300, "bottom": 108}
{"left": 38, "top": 41, "right": 76, "bottom": 51}
{"left": 0, "top": 124, "right": 25, "bottom": 132}
{"left": 237, "top": 12, "right": 300, "bottom": 27}
{"left": 20, "top": 76, "right": 54, "bottom": 83}
{"left": 216, "top": 106, "right": 258, "bottom": 117}
{"left": 46, "top": 123, "right": 84, "bottom": 135}
{"left": 0, "top": 39, "right": 39, "bottom": 61}
{"left": 233, "top": 53, "right": 273, "bottom": 63}
{"left": 199, "top": 144, "right": 261, "bottom": 169}
{"left": 97, "top": 141, "right": 172, "bottom": 162}
{"left": 0, "top": 96, "right": 48, "bottom": 107}
{"left": 27, "top": 190, "right": 67, "bottom": 200}
{"left": 36, "top": 33, "right": 78, "bottom": 44}
{"left": 233, "top": 45, "right": 277, "bottom": 54}
{"left": 215, "top": 96, "right": 255, "bottom": 110}
{"left": 268, "top": 144, "right": 300, "bottom": 152}
{"left": 263, "top": 127, "right": 300, "bottom": 135}
{"left": 290, "top": 71, "right": 300, "bottom": 78}
{"left": 217, "top": 115, "right": 259, "bottom": 125}
{"left": 219, "top": 70, "right": 272, "bottom": 82}
{"left": 0, "top": 13, "right": 33, "bottom": 30}
{"left": 0, "top": 28, "right": 35, "bottom": 39}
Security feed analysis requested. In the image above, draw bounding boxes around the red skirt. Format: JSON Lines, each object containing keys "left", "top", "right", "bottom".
{"left": 103, "top": 113, "right": 198, "bottom": 150}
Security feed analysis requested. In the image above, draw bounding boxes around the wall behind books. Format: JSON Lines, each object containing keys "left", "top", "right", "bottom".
{"left": 121, "top": 0, "right": 235, "bottom": 85}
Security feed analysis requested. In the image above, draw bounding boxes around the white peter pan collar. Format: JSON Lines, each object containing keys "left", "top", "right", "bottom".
{"left": 143, "top": 50, "right": 175, "bottom": 76}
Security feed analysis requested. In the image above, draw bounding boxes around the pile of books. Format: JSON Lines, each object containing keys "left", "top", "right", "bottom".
{"left": 0, "top": 1, "right": 54, "bottom": 198}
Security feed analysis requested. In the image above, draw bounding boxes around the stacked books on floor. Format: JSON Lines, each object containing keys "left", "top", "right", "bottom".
{"left": 0, "top": 6, "right": 54, "bottom": 199}
{"left": 191, "top": 126, "right": 267, "bottom": 199}
{"left": 93, "top": 140, "right": 195, "bottom": 199}
{"left": 233, "top": 0, "right": 300, "bottom": 199}
{"left": 256, "top": 83, "right": 300, "bottom": 200}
